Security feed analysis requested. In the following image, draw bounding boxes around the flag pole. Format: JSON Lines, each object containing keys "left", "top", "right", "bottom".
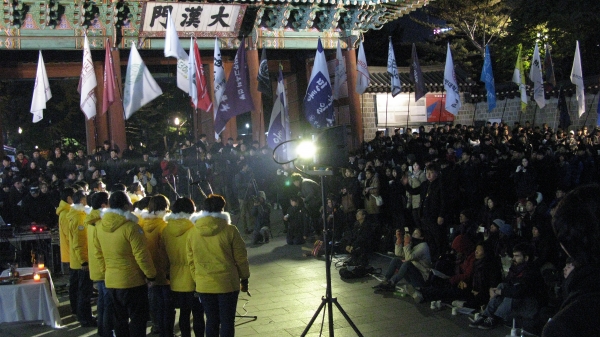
{"left": 500, "top": 96, "right": 509, "bottom": 122}
{"left": 438, "top": 90, "right": 445, "bottom": 125}
{"left": 472, "top": 101, "right": 478, "bottom": 126}
{"left": 406, "top": 92, "right": 411, "bottom": 131}
{"left": 532, "top": 105, "right": 538, "bottom": 127}
{"left": 583, "top": 92, "right": 598, "bottom": 127}
{"left": 385, "top": 91, "right": 389, "bottom": 131}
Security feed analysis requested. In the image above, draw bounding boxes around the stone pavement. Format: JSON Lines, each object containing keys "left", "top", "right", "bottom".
{"left": 1, "top": 207, "right": 515, "bottom": 337}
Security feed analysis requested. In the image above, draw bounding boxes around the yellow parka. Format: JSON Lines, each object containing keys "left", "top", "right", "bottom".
{"left": 67, "top": 204, "right": 91, "bottom": 269}
{"left": 56, "top": 200, "right": 72, "bottom": 263}
{"left": 162, "top": 212, "right": 195, "bottom": 292}
{"left": 187, "top": 212, "right": 250, "bottom": 294}
{"left": 94, "top": 208, "right": 156, "bottom": 289}
{"left": 84, "top": 209, "right": 104, "bottom": 281}
{"left": 138, "top": 210, "right": 169, "bottom": 286}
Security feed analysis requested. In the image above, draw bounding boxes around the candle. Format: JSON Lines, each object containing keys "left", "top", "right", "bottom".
{"left": 37, "top": 263, "right": 45, "bottom": 269}
{"left": 33, "top": 273, "right": 41, "bottom": 281}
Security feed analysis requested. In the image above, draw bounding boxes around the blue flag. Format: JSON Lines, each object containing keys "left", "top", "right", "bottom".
{"left": 480, "top": 45, "right": 497, "bottom": 111}
{"left": 303, "top": 38, "right": 334, "bottom": 128}
{"left": 267, "top": 68, "right": 291, "bottom": 160}
{"left": 214, "top": 39, "right": 255, "bottom": 134}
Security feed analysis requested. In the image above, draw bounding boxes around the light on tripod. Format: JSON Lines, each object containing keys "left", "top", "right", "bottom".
{"left": 296, "top": 140, "right": 316, "bottom": 159}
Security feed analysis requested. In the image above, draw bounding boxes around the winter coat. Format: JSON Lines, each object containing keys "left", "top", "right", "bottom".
{"left": 542, "top": 266, "right": 600, "bottom": 337}
{"left": 138, "top": 210, "right": 169, "bottom": 286}
{"left": 395, "top": 240, "right": 432, "bottom": 281}
{"left": 449, "top": 234, "right": 476, "bottom": 286}
{"left": 68, "top": 204, "right": 91, "bottom": 269}
{"left": 84, "top": 209, "right": 104, "bottom": 281}
{"left": 57, "top": 200, "right": 72, "bottom": 263}
{"left": 162, "top": 212, "right": 195, "bottom": 292}
{"left": 187, "top": 212, "right": 250, "bottom": 294}
{"left": 363, "top": 175, "right": 380, "bottom": 215}
{"left": 94, "top": 208, "right": 156, "bottom": 289}
{"left": 406, "top": 170, "right": 426, "bottom": 209}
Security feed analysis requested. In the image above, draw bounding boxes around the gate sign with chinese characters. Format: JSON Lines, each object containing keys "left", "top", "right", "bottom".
{"left": 140, "top": 2, "right": 247, "bottom": 38}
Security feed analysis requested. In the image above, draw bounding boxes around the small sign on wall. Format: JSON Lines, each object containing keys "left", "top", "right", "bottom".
{"left": 140, "top": 2, "right": 247, "bottom": 38}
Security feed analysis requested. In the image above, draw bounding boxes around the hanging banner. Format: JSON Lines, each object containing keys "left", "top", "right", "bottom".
{"left": 140, "top": 3, "right": 247, "bottom": 37}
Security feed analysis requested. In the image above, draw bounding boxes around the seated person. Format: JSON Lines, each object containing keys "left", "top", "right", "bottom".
{"left": 250, "top": 191, "right": 271, "bottom": 244}
{"left": 284, "top": 196, "right": 310, "bottom": 245}
{"left": 418, "top": 234, "right": 476, "bottom": 303}
{"left": 469, "top": 242, "right": 544, "bottom": 330}
{"left": 373, "top": 228, "right": 431, "bottom": 299}
{"left": 340, "top": 209, "right": 375, "bottom": 267}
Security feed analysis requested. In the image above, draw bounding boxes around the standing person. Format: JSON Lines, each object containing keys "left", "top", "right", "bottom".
{"left": 94, "top": 191, "right": 156, "bottom": 337}
{"left": 234, "top": 160, "right": 255, "bottom": 234}
{"left": 542, "top": 184, "right": 600, "bottom": 336}
{"left": 139, "top": 195, "right": 172, "bottom": 337}
{"left": 163, "top": 198, "right": 205, "bottom": 337}
{"left": 67, "top": 190, "right": 95, "bottom": 327}
{"left": 57, "top": 187, "right": 74, "bottom": 278}
{"left": 187, "top": 194, "right": 250, "bottom": 337}
{"left": 290, "top": 173, "right": 321, "bottom": 234}
{"left": 85, "top": 192, "right": 114, "bottom": 337}
{"left": 285, "top": 196, "right": 310, "bottom": 245}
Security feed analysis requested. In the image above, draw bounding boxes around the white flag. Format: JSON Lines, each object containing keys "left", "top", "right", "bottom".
{"left": 530, "top": 42, "right": 545, "bottom": 109}
{"left": 356, "top": 41, "right": 370, "bottom": 95}
{"left": 188, "top": 37, "right": 198, "bottom": 108}
{"left": 213, "top": 38, "right": 226, "bottom": 138}
{"left": 164, "top": 10, "right": 189, "bottom": 93}
{"left": 332, "top": 40, "right": 347, "bottom": 100}
{"left": 570, "top": 40, "right": 585, "bottom": 117}
{"left": 30, "top": 51, "right": 52, "bottom": 123}
{"left": 387, "top": 39, "right": 401, "bottom": 97}
{"left": 123, "top": 44, "right": 163, "bottom": 120}
{"left": 443, "top": 43, "right": 461, "bottom": 115}
{"left": 78, "top": 35, "right": 97, "bottom": 120}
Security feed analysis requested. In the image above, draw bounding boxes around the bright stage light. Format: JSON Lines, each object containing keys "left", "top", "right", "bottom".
{"left": 296, "top": 140, "right": 316, "bottom": 159}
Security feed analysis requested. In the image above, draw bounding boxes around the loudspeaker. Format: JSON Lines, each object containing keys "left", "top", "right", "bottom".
{"left": 314, "top": 125, "right": 348, "bottom": 169}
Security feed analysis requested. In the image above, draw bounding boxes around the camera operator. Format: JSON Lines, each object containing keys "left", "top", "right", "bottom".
{"left": 20, "top": 185, "right": 55, "bottom": 228}
{"left": 250, "top": 191, "right": 271, "bottom": 244}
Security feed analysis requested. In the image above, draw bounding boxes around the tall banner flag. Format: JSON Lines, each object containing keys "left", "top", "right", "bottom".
{"left": 257, "top": 47, "right": 271, "bottom": 96}
{"left": 530, "top": 42, "right": 545, "bottom": 109}
{"left": 189, "top": 38, "right": 212, "bottom": 111}
{"left": 78, "top": 34, "right": 97, "bottom": 120}
{"left": 267, "top": 68, "right": 291, "bottom": 160}
{"left": 214, "top": 39, "right": 254, "bottom": 133}
{"left": 102, "top": 38, "right": 116, "bottom": 114}
{"left": 164, "top": 10, "right": 189, "bottom": 93}
{"left": 558, "top": 86, "right": 571, "bottom": 130}
{"left": 387, "top": 38, "right": 401, "bottom": 97}
{"left": 512, "top": 44, "right": 527, "bottom": 112}
{"left": 213, "top": 38, "right": 226, "bottom": 138}
{"left": 356, "top": 40, "right": 370, "bottom": 95}
{"left": 123, "top": 44, "right": 163, "bottom": 120}
{"left": 410, "top": 44, "right": 427, "bottom": 101}
{"left": 303, "top": 38, "right": 334, "bottom": 128}
{"left": 544, "top": 44, "right": 556, "bottom": 89}
{"left": 332, "top": 40, "right": 347, "bottom": 100}
{"left": 570, "top": 41, "right": 585, "bottom": 117}
{"left": 30, "top": 51, "right": 52, "bottom": 123}
{"left": 480, "top": 45, "right": 497, "bottom": 111}
{"left": 443, "top": 43, "right": 461, "bottom": 115}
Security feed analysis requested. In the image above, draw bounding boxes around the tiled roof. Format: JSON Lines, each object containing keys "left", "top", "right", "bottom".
{"left": 367, "top": 66, "right": 600, "bottom": 100}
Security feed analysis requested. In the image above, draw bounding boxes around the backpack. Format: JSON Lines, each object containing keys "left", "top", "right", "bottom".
{"left": 339, "top": 265, "right": 376, "bottom": 279}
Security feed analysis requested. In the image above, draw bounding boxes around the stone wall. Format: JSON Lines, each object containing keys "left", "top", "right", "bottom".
{"left": 361, "top": 93, "right": 600, "bottom": 141}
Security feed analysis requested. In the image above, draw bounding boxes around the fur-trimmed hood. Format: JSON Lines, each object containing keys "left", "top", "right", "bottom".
{"left": 190, "top": 211, "right": 232, "bottom": 237}
{"left": 100, "top": 208, "right": 139, "bottom": 233}
{"left": 164, "top": 212, "right": 194, "bottom": 237}
{"left": 72, "top": 203, "right": 92, "bottom": 214}
{"left": 139, "top": 210, "right": 168, "bottom": 233}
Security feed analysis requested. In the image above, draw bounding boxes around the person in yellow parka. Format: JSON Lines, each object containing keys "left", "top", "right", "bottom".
{"left": 85, "top": 191, "right": 113, "bottom": 337}
{"left": 67, "top": 190, "right": 95, "bottom": 327}
{"left": 94, "top": 191, "right": 156, "bottom": 337}
{"left": 56, "top": 187, "right": 74, "bottom": 313}
{"left": 139, "top": 194, "right": 173, "bottom": 337}
{"left": 187, "top": 194, "right": 250, "bottom": 337}
{"left": 162, "top": 197, "right": 204, "bottom": 337}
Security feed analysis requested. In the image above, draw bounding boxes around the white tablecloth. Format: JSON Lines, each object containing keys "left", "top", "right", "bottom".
{"left": 0, "top": 269, "right": 62, "bottom": 328}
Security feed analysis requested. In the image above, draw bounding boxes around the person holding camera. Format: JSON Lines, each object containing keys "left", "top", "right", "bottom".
{"left": 250, "top": 191, "right": 271, "bottom": 244}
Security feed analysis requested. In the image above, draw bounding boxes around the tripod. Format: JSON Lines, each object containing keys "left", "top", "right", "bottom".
{"left": 301, "top": 171, "right": 363, "bottom": 337}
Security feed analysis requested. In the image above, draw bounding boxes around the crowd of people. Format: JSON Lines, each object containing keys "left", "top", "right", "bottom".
{"left": 2, "top": 120, "right": 600, "bottom": 336}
